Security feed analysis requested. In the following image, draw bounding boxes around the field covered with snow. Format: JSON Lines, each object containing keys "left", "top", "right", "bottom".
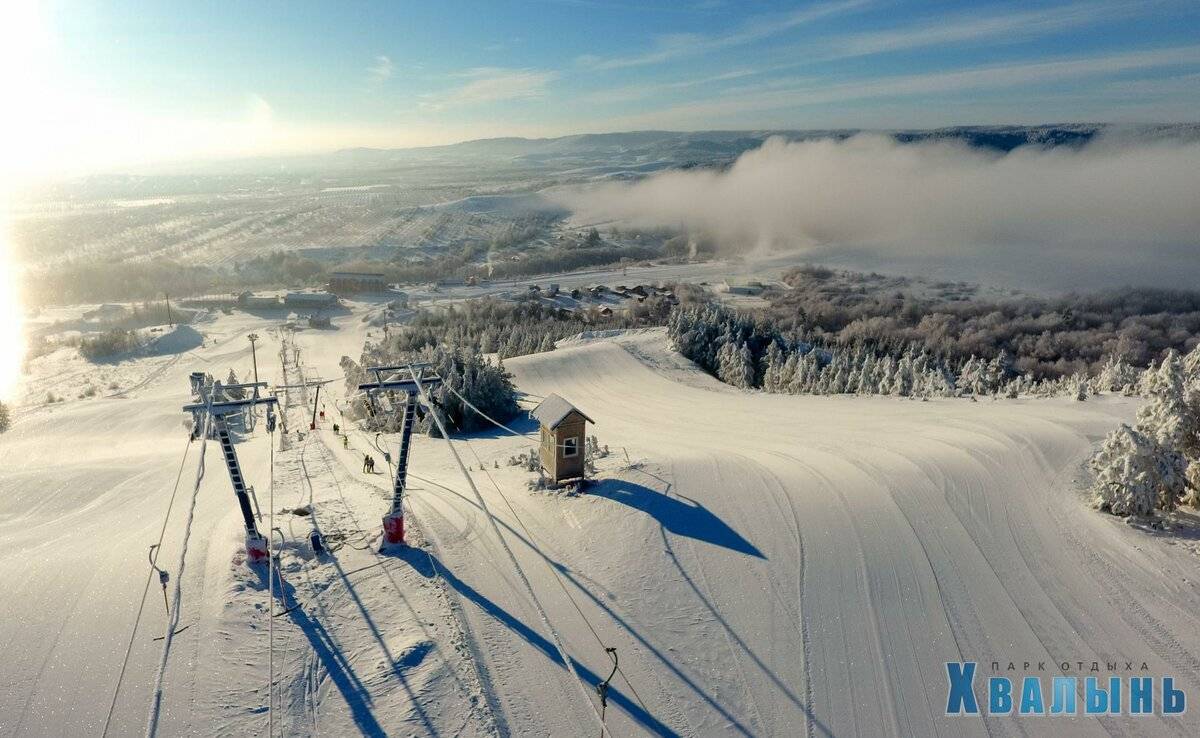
{"left": 2, "top": 303, "right": 1199, "bottom": 736}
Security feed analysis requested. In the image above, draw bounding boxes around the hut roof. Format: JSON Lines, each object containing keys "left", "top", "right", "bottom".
{"left": 531, "top": 393, "right": 594, "bottom": 430}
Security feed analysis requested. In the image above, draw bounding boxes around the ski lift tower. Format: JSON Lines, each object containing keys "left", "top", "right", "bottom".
{"left": 184, "top": 380, "right": 278, "bottom": 564}
{"left": 358, "top": 363, "right": 442, "bottom": 547}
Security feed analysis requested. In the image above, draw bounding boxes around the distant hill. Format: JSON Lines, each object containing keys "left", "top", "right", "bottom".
{"left": 326, "top": 123, "right": 1200, "bottom": 169}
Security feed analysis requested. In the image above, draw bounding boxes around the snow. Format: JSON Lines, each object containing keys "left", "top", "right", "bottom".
{"left": 394, "top": 331, "right": 1200, "bottom": 735}
{"left": 3, "top": 306, "right": 1200, "bottom": 736}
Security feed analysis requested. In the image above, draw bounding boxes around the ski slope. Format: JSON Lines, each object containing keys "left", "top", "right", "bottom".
{"left": 0, "top": 306, "right": 492, "bottom": 737}
{"left": 382, "top": 329, "right": 1200, "bottom": 736}
{"left": 4, "top": 306, "right": 1200, "bottom": 736}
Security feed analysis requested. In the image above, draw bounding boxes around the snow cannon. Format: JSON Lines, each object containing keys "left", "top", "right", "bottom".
{"left": 245, "top": 533, "right": 269, "bottom": 563}
{"left": 382, "top": 511, "right": 405, "bottom": 547}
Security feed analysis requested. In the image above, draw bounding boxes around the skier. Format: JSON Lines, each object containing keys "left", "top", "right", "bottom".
{"left": 342, "top": 434, "right": 349, "bottom": 449}
{"left": 332, "top": 422, "right": 340, "bottom": 433}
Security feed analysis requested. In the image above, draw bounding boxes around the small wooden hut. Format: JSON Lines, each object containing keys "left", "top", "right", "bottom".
{"left": 531, "top": 394, "right": 594, "bottom": 484}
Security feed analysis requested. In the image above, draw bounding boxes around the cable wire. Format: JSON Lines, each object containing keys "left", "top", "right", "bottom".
{"left": 100, "top": 434, "right": 194, "bottom": 738}
{"left": 448, "top": 388, "right": 652, "bottom": 717}
{"left": 461, "top": 436, "right": 652, "bottom": 719}
{"left": 267, "top": 432, "right": 276, "bottom": 738}
{"left": 145, "top": 415, "right": 211, "bottom": 737}
{"left": 409, "top": 368, "right": 611, "bottom": 736}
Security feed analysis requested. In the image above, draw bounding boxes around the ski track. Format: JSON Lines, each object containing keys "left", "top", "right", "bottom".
{"left": 7, "top": 312, "right": 1200, "bottom": 736}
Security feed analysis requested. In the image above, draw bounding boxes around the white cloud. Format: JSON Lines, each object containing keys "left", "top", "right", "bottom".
{"left": 833, "top": 0, "right": 1141, "bottom": 58}
{"left": 367, "top": 54, "right": 394, "bottom": 84}
{"left": 591, "top": 45, "right": 1200, "bottom": 129}
{"left": 551, "top": 134, "right": 1200, "bottom": 290}
{"left": 579, "top": 0, "right": 867, "bottom": 70}
{"left": 419, "top": 67, "right": 559, "bottom": 111}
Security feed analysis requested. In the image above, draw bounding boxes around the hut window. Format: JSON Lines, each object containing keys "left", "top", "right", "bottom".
{"left": 562, "top": 437, "right": 579, "bottom": 457}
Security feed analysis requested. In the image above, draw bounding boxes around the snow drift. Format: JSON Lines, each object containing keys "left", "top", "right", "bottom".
{"left": 552, "top": 134, "right": 1200, "bottom": 290}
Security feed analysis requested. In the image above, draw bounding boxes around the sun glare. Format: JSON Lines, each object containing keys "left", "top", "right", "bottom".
{"left": 0, "top": 211, "right": 22, "bottom": 402}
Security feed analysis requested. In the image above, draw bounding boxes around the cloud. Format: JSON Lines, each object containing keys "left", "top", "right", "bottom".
{"left": 579, "top": 0, "right": 867, "bottom": 70}
{"left": 368, "top": 55, "right": 394, "bottom": 84}
{"left": 550, "top": 134, "right": 1200, "bottom": 291}
{"left": 419, "top": 67, "right": 559, "bottom": 111}
{"left": 591, "top": 45, "right": 1200, "bottom": 129}
{"left": 832, "top": 0, "right": 1142, "bottom": 58}
{"left": 579, "top": 68, "right": 760, "bottom": 105}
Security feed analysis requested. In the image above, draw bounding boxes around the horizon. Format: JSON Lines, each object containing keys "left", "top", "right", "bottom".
{"left": 3, "top": 1, "right": 1200, "bottom": 177}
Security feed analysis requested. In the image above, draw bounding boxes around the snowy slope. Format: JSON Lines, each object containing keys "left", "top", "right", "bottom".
{"left": 368, "top": 329, "right": 1200, "bottom": 736}
{"left": 5, "top": 307, "right": 1200, "bottom": 737}
{"left": 0, "top": 306, "right": 492, "bottom": 737}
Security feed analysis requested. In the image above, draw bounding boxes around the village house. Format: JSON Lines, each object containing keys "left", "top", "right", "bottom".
{"left": 284, "top": 292, "right": 339, "bottom": 309}
{"left": 531, "top": 394, "right": 594, "bottom": 484}
{"left": 328, "top": 271, "right": 387, "bottom": 294}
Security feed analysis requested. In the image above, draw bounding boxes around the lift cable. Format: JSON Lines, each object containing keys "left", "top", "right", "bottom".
{"left": 145, "top": 414, "right": 212, "bottom": 737}
{"left": 99, "top": 434, "right": 195, "bottom": 738}
{"left": 461, "top": 435, "right": 652, "bottom": 720}
{"left": 348, "top": 390, "right": 650, "bottom": 719}
{"left": 267, "top": 424, "right": 276, "bottom": 738}
{"left": 449, "top": 390, "right": 651, "bottom": 718}
{"left": 443, "top": 385, "right": 537, "bottom": 439}
{"left": 408, "top": 368, "right": 612, "bottom": 736}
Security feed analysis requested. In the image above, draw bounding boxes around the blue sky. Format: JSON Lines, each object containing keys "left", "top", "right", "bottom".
{"left": 8, "top": 0, "right": 1200, "bottom": 171}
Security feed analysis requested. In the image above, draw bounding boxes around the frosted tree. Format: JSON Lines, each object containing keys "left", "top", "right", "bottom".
{"left": 1184, "top": 342, "right": 1200, "bottom": 384}
{"left": 778, "top": 353, "right": 798, "bottom": 391}
{"left": 1091, "top": 424, "right": 1162, "bottom": 517}
{"left": 225, "top": 369, "right": 245, "bottom": 400}
{"left": 1094, "top": 354, "right": 1139, "bottom": 394}
{"left": 1136, "top": 350, "right": 1197, "bottom": 460}
{"left": 761, "top": 343, "right": 785, "bottom": 392}
{"left": 733, "top": 342, "right": 757, "bottom": 389}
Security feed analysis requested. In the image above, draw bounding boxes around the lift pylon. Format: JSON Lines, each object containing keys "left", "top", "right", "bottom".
{"left": 184, "top": 389, "right": 279, "bottom": 564}
{"left": 358, "top": 364, "right": 442, "bottom": 547}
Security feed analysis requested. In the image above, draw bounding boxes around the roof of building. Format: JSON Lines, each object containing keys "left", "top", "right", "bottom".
{"left": 531, "top": 393, "right": 594, "bottom": 430}
{"left": 285, "top": 291, "right": 338, "bottom": 302}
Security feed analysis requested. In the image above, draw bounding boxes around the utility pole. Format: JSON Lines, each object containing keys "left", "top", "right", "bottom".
{"left": 247, "top": 333, "right": 260, "bottom": 385}
{"left": 164, "top": 292, "right": 174, "bottom": 328}
{"left": 359, "top": 363, "right": 442, "bottom": 547}
{"left": 183, "top": 380, "right": 278, "bottom": 565}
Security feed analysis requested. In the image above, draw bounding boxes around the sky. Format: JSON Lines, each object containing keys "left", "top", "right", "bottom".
{"left": 2, "top": 0, "right": 1200, "bottom": 175}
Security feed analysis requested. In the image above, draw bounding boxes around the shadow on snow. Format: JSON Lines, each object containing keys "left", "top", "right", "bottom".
{"left": 589, "top": 478, "right": 764, "bottom": 558}
{"left": 389, "top": 546, "right": 681, "bottom": 738}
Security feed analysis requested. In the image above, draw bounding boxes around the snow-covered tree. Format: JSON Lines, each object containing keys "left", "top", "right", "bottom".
{"left": 716, "top": 341, "right": 756, "bottom": 389}
{"left": 1091, "top": 424, "right": 1183, "bottom": 517}
{"left": 1094, "top": 354, "right": 1139, "bottom": 394}
{"left": 224, "top": 369, "right": 245, "bottom": 400}
{"left": 1136, "top": 350, "right": 1198, "bottom": 461}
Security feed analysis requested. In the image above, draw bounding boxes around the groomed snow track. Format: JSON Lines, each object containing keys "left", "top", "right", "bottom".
{"left": 392, "top": 331, "right": 1200, "bottom": 736}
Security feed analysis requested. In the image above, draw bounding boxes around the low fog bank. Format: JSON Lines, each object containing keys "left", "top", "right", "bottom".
{"left": 551, "top": 134, "right": 1200, "bottom": 292}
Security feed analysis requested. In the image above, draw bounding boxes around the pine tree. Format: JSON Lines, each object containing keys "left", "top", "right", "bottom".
{"left": 1137, "top": 350, "right": 1197, "bottom": 460}
{"left": 1091, "top": 424, "right": 1161, "bottom": 517}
